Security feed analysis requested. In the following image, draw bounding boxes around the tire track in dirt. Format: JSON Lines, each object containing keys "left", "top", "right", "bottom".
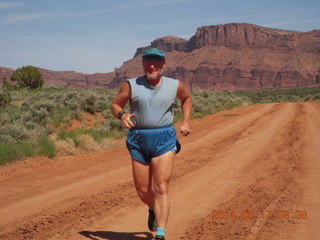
{"left": 172, "top": 103, "right": 281, "bottom": 181}
{"left": 291, "top": 101, "right": 320, "bottom": 240}
{"left": 180, "top": 102, "right": 318, "bottom": 240}
{"left": 166, "top": 102, "right": 301, "bottom": 239}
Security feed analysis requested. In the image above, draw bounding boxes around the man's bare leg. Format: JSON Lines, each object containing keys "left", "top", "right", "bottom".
{"left": 131, "top": 159, "right": 154, "bottom": 207}
{"left": 151, "top": 151, "right": 175, "bottom": 230}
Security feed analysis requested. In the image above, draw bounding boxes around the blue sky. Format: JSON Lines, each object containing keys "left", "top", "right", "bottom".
{"left": 0, "top": 0, "right": 319, "bottom": 73}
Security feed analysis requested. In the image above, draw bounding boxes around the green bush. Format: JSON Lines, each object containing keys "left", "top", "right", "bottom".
{"left": 3, "top": 124, "right": 29, "bottom": 143}
{"left": 82, "top": 93, "right": 98, "bottom": 114}
{"left": 0, "top": 88, "right": 12, "bottom": 108}
{"left": 191, "top": 89, "right": 244, "bottom": 118}
{"left": 11, "top": 65, "right": 44, "bottom": 89}
{"left": 1, "top": 77, "right": 14, "bottom": 90}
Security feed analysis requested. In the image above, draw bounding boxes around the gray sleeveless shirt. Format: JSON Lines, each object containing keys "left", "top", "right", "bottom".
{"left": 127, "top": 76, "right": 179, "bottom": 128}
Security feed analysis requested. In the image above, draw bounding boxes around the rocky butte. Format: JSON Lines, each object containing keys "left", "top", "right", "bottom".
{"left": 1, "top": 23, "right": 320, "bottom": 90}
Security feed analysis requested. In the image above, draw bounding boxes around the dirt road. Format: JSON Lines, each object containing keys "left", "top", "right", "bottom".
{"left": 0, "top": 101, "right": 319, "bottom": 240}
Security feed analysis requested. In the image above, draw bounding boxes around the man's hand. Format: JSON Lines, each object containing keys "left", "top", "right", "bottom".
{"left": 121, "top": 113, "right": 136, "bottom": 129}
{"left": 180, "top": 123, "right": 191, "bottom": 136}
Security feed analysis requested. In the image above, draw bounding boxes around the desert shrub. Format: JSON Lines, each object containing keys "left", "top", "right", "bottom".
{"left": 101, "top": 109, "right": 112, "bottom": 118}
{"left": 311, "top": 93, "right": 320, "bottom": 100}
{"left": 86, "top": 125, "right": 112, "bottom": 141}
{"left": 233, "top": 86, "right": 320, "bottom": 103}
{"left": 224, "top": 100, "right": 242, "bottom": 109}
{"left": 108, "top": 117, "right": 122, "bottom": 131}
{"left": 82, "top": 93, "right": 98, "bottom": 114}
{"left": 3, "top": 124, "right": 29, "bottom": 143}
{"left": 34, "top": 100, "right": 56, "bottom": 113}
{"left": 0, "top": 88, "right": 11, "bottom": 108}
{"left": 191, "top": 89, "right": 245, "bottom": 118}
{"left": 50, "top": 108, "right": 74, "bottom": 126}
{"left": 63, "top": 92, "right": 81, "bottom": 109}
{"left": 24, "top": 121, "right": 37, "bottom": 130}
{"left": 0, "top": 134, "right": 15, "bottom": 143}
{"left": 1, "top": 77, "right": 14, "bottom": 90}
{"left": 96, "top": 96, "right": 110, "bottom": 112}
{"left": 26, "top": 108, "right": 50, "bottom": 125}
{"left": 0, "top": 111, "right": 11, "bottom": 125}
{"left": 11, "top": 65, "right": 44, "bottom": 89}
{"left": 10, "top": 107, "right": 23, "bottom": 122}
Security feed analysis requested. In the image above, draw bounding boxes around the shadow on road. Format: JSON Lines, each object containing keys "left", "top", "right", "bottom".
{"left": 79, "top": 231, "right": 154, "bottom": 240}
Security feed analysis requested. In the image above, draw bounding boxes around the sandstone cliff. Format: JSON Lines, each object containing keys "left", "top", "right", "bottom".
{"left": 110, "top": 23, "right": 320, "bottom": 90}
{"left": 1, "top": 23, "right": 319, "bottom": 90}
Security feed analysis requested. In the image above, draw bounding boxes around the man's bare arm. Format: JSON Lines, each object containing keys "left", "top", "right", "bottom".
{"left": 111, "top": 82, "right": 135, "bottom": 129}
{"left": 177, "top": 81, "right": 192, "bottom": 136}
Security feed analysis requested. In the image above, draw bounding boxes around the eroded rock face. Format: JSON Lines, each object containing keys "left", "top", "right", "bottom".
{"left": 1, "top": 23, "right": 319, "bottom": 90}
{"left": 187, "top": 23, "right": 320, "bottom": 53}
{"left": 135, "top": 36, "right": 188, "bottom": 57}
{"left": 165, "top": 66, "right": 316, "bottom": 90}
{"left": 119, "top": 23, "right": 320, "bottom": 90}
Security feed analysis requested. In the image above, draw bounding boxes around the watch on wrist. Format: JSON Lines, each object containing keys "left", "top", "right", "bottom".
{"left": 117, "top": 111, "right": 126, "bottom": 119}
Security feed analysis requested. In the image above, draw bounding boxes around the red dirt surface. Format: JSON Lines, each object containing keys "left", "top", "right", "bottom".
{"left": 0, "top": 102, "right": 319, "bottom": 240}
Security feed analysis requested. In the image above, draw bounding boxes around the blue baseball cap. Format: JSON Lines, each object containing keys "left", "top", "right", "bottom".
{"left": 142, "top": 48, "right": 165, "bottom": 61}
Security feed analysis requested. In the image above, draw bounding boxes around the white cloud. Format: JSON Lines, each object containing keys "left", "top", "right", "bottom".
{"left": 0, "top": 0, "right": 195, "bottom": 24}
{"left": 0, "top": 1, "right": 20, "bottom": 10}
{"left": 62, "top": 0, "right": 193, "bottom": 19}
{"left": 1, "top": 12, "right": 48, "bottom": 23}
{"left": 123, "top": 0, "right": 194, "bottom": 8}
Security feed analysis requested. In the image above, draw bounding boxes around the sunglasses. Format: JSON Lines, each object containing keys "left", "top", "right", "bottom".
{"left": 142, "top": 55, "right": 165, "bottom": 61}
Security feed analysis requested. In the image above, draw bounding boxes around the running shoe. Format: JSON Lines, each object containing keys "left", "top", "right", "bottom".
{"left": 148, "top": 208, "right": 157, "bottom": 231}
{"left": 155, "top": 236, "right": 165, "bottom": 240}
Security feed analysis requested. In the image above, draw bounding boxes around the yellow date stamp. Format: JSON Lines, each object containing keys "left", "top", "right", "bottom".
{"left": 211, "top": 209, "right": 308, "bottom": 220}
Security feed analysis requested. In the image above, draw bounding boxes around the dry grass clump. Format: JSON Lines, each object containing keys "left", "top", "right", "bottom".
{"left": 100, "top": 138, "right": 119, "bottom": 150}
{"left": 54, "top": 135, "right": 119, "bottom": 156}
{"left": 78, "top": 134, "right": 101, "bottom": 153}
{"left": 55, "top": 138, "right": 76, "bottom": 156}
{"left": 77, "top": 134, "right": 120, "bottom": 154}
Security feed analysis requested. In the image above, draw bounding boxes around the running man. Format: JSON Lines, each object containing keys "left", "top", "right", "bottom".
{"left": 111, "top": 47, "right": 192, "bottom": 240}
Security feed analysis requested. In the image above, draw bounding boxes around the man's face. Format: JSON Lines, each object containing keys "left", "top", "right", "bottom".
{"left": 142, "top": 59, "right": 166, "bottom": 81}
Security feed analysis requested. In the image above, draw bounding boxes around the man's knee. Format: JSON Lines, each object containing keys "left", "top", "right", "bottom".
{"left": 136, "top": 186, "right": 152, "bottom": 200}
{"left": 154, "top": 181, "right": 169, "bottom": 196}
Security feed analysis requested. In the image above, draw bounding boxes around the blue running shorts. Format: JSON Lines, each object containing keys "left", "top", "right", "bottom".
{"left": 126, "top": 125, "right": 181, "bottom": 164}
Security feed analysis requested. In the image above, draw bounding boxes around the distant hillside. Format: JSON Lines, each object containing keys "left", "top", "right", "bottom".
{"left": 1, "top": 23, "right": 320, "bottom": 90}
{"left": 0, "top": 66, "right": 113, "bottom": 88}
